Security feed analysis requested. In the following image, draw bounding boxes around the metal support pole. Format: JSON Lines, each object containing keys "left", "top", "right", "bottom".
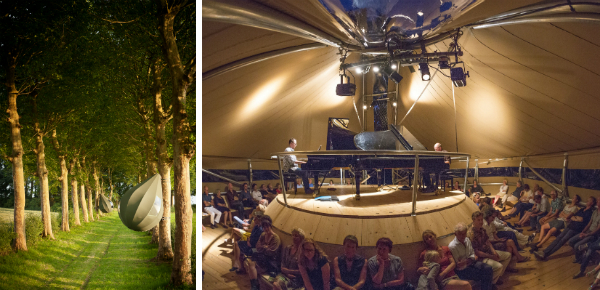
{"left": 248, "top": 159, "right": 253, "bottom": 185}
{"left": 474, "top": 160, "right": 479, "bottom": 183}
{"left": 340, "top": 168, "right": 343, "bottom": 185}
{"left": 518, "top": 158, "right": 523, "bottom": 182}
{"left": 523, "top": 159, "right": 563, "bottom": 194}
{"left": 362, "top": 72, "right": 366, "bottom": 131}
{"left": 562, "top": 153, "right": 569, "bottom": 197}
{"left": 463, "top": 157, "right": 470, "bottom": 194}
{"left": 395, "top": 81, "right": 399, "bottom": 126}
{"left": 202, "top": 169, "right": 242, "bottom": 185}
{"left": 412, "top": 155, "right": 420, "bottom": 216}
{"left": 277, "top": 156, "right": 288, "bottom": 207}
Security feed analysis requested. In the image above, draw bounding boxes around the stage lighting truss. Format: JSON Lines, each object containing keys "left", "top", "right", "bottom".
{"left": 337, "top": 29, "right": 471, "bottom": 88}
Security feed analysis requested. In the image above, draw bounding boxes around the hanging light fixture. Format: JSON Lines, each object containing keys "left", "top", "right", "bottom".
{"left": 419, "top": 63, "right": 430, "bottom": 81}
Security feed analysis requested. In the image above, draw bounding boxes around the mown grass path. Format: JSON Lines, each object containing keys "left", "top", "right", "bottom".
{"left": 0, "top": 211, "right": 172, "bottom": 290}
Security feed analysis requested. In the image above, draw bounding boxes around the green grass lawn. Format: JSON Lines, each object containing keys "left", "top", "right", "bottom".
{"left": 0, "top": 210, "right": 196, "bottom": 290}
{"left": 0, "top": 207, "right": 58, "bottom": 223}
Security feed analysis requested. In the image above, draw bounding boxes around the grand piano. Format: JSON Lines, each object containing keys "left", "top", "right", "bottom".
{"left": 294, "top": 118, "right": 453, "bottom": 199}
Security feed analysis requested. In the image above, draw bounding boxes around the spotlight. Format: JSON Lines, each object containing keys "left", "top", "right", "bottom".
{"left": 363, "top": 105, "right": 367, "bottom": 109}
{"left": 355, "top": 67, "right": 363, "bottom": 74}
{"left": 373, "top": 66, "right": 379, "bottom": 72}
{"left": 391, "top": 63, "right": 397, "bottom": 69}
{"left": 450, "top": 67, "right": 469, "bottom": 87}
{"left": 383, "top": 66, "right": 403, "bottom": 84}
{"left": 393, "top": 102, "right": 397, "bottom": 107}
{"left": 416, "top": 12, "right": 424, "bottom": 27}
{"left": 336, "top": 74, "right": 356, "bottom": 96}
{"left": 438, "top": 56, "right": 451, "bottom": 69}
{"left": 419, "top": 63, "right": 430, "bottom": 81}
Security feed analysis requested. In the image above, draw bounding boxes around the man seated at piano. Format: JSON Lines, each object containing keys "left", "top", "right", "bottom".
{"left": 283, "top": 138, "right": 313, "bottom": 194}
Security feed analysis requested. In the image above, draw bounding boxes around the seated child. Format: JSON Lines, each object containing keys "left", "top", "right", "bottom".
{"left": 417, "top": 250, "right": 441, "bottom": 290}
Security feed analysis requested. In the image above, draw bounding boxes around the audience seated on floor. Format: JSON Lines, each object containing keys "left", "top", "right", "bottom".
{"left": 246, "top": 215, "right": 281, "bottom": 290}
{"left": 230, "top": 213, "right": 265, "bottom": 274}
{"left": 493, "top": 180, "right": 509, "bottom": 207}
{"left": 531, "top": 194, "right": 580, "bottom": 252}
{"left": 449, "top": 222, "right": 494, "bottom": 290}
{"left": 500, "top": 181, "right": 523, "bottom": 211}
{"left": 534, "top": 196, "right": 596, "bottom": 261}
{"left": 504, "top": 184, "right": 534, "bottom": 220}
{"left": 572, "top": 196, "right": 600, "bottom": 279}
{"left": 469, "top": 211, "right": 516, "bottom": 285}
{"left": 528, "top": 190, "right": 562, "bottom": 235}
{"left": 368, "top": 237, "right": 413, "bottom": 290}
{"left": 205, "top": 178, "right": 600, "bottom": 290}
{"left": 272, "top": 228, "right": 305, "bottom": 290}
{"left": 332, "top": 235, "right": 368, "bottom": 290}
{"left": 299, "top": 238, "right": 331, "bottom": 290}
{"left": 418, "top": 230, "right": 472, "bottom": 290}
{"left": 453, "top": 181, "right": 462, "bottom": 192}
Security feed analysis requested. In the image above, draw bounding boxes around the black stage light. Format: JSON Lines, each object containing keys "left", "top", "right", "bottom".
{"left": 383, "top": 66, "right": 403, "bottom": 84}
{"left": 438, "top": 56, "right": 451, "bottom": 69}
{"left": 419, "top": 63, "right": 430, "bottom": 81}
{"left": 450, "top": 67, "right": 469, "bottom": 87}
{"left": 336, "top": 75, "right": 356, "bottom": 96}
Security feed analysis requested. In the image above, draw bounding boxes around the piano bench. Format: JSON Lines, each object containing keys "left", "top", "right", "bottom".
{"left": 282, "top": 173, "right": 298, "bottom": 194}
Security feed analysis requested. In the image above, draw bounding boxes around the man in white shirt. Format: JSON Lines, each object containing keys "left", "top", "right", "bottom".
{"left": 282, "top": 138, "right": 312, "bottom": 194}
{"left": 449, "top": 223, "right": 495, "bottom": 290}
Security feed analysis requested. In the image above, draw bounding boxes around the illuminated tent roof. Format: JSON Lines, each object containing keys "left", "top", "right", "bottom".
{"left": 203, "top": 0, "right": 600, "bottom": 168}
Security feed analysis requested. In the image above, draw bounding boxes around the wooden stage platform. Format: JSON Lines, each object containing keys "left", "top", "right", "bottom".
{"left": 266, "top": 185, "right": 479, "bottom": 247}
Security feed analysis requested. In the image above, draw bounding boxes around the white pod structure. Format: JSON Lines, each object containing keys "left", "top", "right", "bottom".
{"left": 99, "top": 194, "right": 112, "bottom": 213}
{"left": 118, "top": 174, "right": 164, "bottom": 231}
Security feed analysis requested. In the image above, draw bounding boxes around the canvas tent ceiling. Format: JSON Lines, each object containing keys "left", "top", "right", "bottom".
{"left": 202, "top": 0, "right": 600, "bottom": 169}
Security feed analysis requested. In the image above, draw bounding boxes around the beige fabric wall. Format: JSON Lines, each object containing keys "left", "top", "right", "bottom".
{"left": 202, "top": 46, "right": 364, "bottom": 167}
{"left": 202, "top": 0, "right": 600, "bottom": 169}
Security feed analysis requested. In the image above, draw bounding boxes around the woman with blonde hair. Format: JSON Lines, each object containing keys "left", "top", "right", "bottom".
{"left": 273, "top": 228, "right": 306, "bottom": 290}
{"left": 299, "top": 239, "right": 331, "bottom": 290}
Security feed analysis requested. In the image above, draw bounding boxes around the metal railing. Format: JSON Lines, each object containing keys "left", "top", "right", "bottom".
{"left": 272, "top": 150, "right": 471, "bottom": 215}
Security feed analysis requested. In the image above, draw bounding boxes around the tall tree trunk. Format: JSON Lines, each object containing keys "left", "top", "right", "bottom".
{"left": 93, "top": 162, "right": 101, "bottom": 218}
{"left": 87, "top": 185, "right": 94, "bottom": 221}
{"left": 80, "top": 183, "right": 89, "bottom": 222}
{"left": 50, "top": 130, "right": 69, "bottom": 231}
{"left": 69, "top": 158, "right": 80, "bottom": 226}
{"left": 58, "top": 157, "right": 69, "bottom": 231}
{"left": 33, "top": 124, "right": 54, "bottom": 239}
{"left": 157, "top": 1, "right": 196, "bottom": 284}
{"left": 82, "top": 157, "right": 94, "bottom": 221}
{"left": 108, "top": 168, "right": 113, "bottom": 201}
{"left": 152, "top": 59, "right": 174, "bottom": 260}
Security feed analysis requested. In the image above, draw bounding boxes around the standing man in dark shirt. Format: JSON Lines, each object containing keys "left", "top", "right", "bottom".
{"left": 239, "top": 183, "right": 255, "bottom": 208}
{"left": 226, "top": 182, "right": 246, "bottom": 219}
{"left": 433, "top": 143, "right": 450, "bottom": 193}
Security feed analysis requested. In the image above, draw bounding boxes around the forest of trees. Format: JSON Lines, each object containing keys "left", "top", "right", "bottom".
{"left": 0, "top": 0, "right": 196, "bottom": 286}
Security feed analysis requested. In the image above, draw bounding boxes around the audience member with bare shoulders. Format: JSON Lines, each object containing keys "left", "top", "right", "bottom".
{"left": 333, "top": 235, "right": 368, "bottom": 290}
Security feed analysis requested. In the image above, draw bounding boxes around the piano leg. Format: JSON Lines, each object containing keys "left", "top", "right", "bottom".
{"left": 355, "top": 171, "right": 362, "bottom": 200}
{"left": 313, "top": 172, "right": 320, "bottom": 197}
{"left": 376, "top": 169, "right": 381, "bottom": 191}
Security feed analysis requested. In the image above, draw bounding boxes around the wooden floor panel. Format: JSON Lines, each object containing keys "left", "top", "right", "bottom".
{"left": 202, "top": 210, "right": 600, "bottom": 290}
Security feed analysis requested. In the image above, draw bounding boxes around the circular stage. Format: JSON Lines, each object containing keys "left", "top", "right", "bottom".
{"left": 267, "top": 185, "right": 479, "bottom": 247}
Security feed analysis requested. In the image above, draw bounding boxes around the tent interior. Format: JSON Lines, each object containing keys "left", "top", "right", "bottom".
{"left": 202, "top": 0, "right": 600, "bottom": 289}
